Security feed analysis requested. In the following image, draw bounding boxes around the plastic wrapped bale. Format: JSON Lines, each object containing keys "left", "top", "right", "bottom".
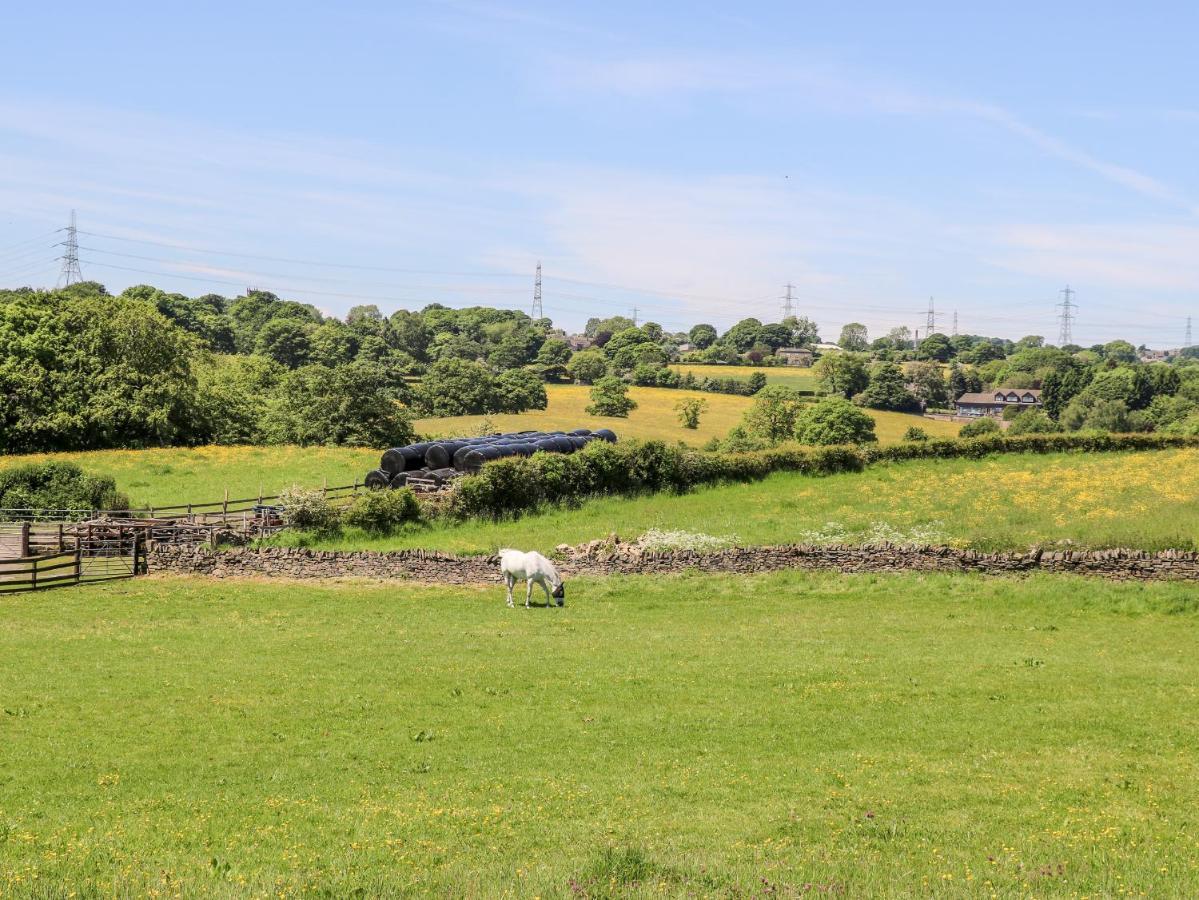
{"left": 364, "top": 469, "right": 391, "bottom": 490}
{"left": 425, "top": 439, "right": 474, "bottom": 470}
{"left": 593, "top": 428, "right": 618, "bottom": 443}
{"left": 570, "top": 428, "right": 592, "bottom": 436}
{"left": 388, "top": 471, "right": 409, "bottom": 489}
{"left": 428, "top": 467, "right": 458, "bottom": 485}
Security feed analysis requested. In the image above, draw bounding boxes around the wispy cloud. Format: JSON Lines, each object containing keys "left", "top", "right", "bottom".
{"left": 544, "top": 52, "right": 1194, "bottom": 214}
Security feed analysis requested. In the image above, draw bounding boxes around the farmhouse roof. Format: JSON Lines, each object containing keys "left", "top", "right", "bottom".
{"left": 956, "top": 388, "right": 1043, "bottom": 404}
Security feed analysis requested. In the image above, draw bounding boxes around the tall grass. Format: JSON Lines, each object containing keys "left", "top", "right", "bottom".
{"left": 298, "top": 448, "right": 1199, "bottom": 554}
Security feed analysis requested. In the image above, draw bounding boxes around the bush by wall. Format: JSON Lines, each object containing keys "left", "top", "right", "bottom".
{"left": 343, "top": 487, "right": 422, "bottom": 535}
{"left": 444, "top": 431, "right": 1199, "bottom": 522}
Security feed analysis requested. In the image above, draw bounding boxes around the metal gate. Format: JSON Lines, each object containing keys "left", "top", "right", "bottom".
{"left": 76, "top": 526, "right": 145, "bottom": 581}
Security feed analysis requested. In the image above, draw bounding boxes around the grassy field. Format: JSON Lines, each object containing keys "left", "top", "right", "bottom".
{"left": 416, "top": 383, "right": 955, "bottom": 446}
{"left": 1, "top": 572, "right": 1196, "bottom": 896}
{"left": 0, "top": 445, "right": 379, "bottom": 508}
{"left": 302, "top": 448, "right": 1199, "bottom": 554}
{"left": 669, "top": 363, "right": 821, "bottom": 391}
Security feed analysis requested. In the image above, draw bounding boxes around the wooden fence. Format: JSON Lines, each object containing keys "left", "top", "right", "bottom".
{"left": 0, "top": 482, "right": 361, "bottom": 526}
{"left": 0, "top": 531, "right": 144, "bottom": 593}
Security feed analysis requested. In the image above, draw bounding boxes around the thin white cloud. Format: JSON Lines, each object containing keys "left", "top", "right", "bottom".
{"left": 544, "top": 52, "right": 1194, "bottom": 214}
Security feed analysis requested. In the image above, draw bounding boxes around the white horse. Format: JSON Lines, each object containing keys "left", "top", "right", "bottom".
{"left": 499, "top": 549, "right": 565, "bottom": 608}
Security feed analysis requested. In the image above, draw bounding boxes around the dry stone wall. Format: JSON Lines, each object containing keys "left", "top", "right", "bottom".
{"left": 149, "top": 542, "right": 1199, "bottom": 583}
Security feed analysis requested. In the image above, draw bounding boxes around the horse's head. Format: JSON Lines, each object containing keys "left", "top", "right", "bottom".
{"left": 552, "top": 581, "right": 565, "bottom": 606}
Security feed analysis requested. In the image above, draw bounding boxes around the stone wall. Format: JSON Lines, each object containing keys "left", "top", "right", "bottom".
{"left": 149, "top": 542, "right": 1199, "bottom": 583}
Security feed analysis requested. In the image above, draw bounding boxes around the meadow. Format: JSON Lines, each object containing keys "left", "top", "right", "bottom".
{"left": 668, "top": 363, "right": 822, "bottom": 391}
{"left": 0, "top": 445, "right": 380, "bottom": 508}
{"left": 1, "top": 572, "right": 1196, "bottom": 897}
{"left": 303, "top": 448, "right": 1199, "bottom": 554}
{"left": 416, "top": 383, "right": 955, "bottom": 446}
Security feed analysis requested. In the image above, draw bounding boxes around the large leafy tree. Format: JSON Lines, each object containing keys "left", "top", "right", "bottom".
{"left": 0, "top": 292, "right": 201, "bottom": 451}
{"left": 856, "top": 363, "right": 919, "bottom": 412}
{"left": 793, "top": 397, "right": 877, "bottom": 445}
{"left": 838, "top": 323, "right": 869, "bottom": 352}
{"left": 815, "top": 352, "right": 870, "bottom": 398}
{"left": 742, "top": 385, "right": 805, "bottom": 444}
{"left": 264, "top": 361, "right": 414, "bottom": 447}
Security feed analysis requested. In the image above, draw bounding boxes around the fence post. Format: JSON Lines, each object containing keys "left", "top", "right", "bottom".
{"left": 75, "top": 544, "right": 82, "bottom": 585}
{"left": 19, "top": 521, "right": 30, "bottom": 558}
{"left": 58, "top": 522, "right": 64, "bottom": 552}
{"left": 30, "top": 556, "right": 37, "bottom": 592}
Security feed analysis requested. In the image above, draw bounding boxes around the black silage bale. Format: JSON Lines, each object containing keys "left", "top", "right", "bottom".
{"left": 364, "top": 469, "right": 390, "bottom": 490}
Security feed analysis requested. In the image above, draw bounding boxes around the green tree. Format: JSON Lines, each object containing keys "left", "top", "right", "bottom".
{"left": 264, "top": 361, "right": 414, "bottom": 446}
{"left": 255, "top": 318, "right": 312, "bottom": 368}
{"left": 742, "top": 386, "right": 805, "bottom": 444}
{"left": 417, "top": 359, "right": 497, "bottom": 416}
{"left": 567, "top": 349, "right": 609, "bottom": 384}
{"left": 906, "top": 361, "right": 949, "bottom": 407}
{"left": 493, "top": 369, "right": 548, "bottom": 412}
{"left": 856, "top": 362, "right": 919, "bottom": 411}
{"left": 918, "top": 333, "right": 953, "bottom": 362}
{"left": 1102, "top": 340, "right": 1138, "bottom": 364}
{"left": 838, "top": 323, "right": 869, "bottom": 352}
{"left": 815, "top": 353, "right": 869, "bottom": 398}
{"left": 784, "top": 316, "right": 820, "bottom": 347}
{"left": 747, "top": 371, "right": 768, "bottom": 394}
{"left": 586, "top": 376, "right": 637, "bottom": 417}
{"left": 688, "top": 323, "right": 718, "bottom": 348}
{"left": 793, "top": 397, "right": 877, "bottom": 445}
{"left": 723, "top": 318, "right": 764, "bottom": 352}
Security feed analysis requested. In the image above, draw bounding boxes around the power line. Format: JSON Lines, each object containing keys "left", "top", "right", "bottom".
{"left": 77, "top": 229, "right": 524, "bottom": 279}
{"left": 1057, "top": 285, "right": 1078, "bottom": 345}
{"left": 56, "top": 211, "right": 82, "bottom": 288}
{"left": 531, "top": 261, "right": 543, "bottom": 319}
{"left": 925, "top": 297, "right": 938, "bottom": 335}
{"left": 782, "top": 282, "right": 795, "bottom": 319}
{"left": 952, "top": 310, "right": 958, "bottom": 336}
{"left": 1186, "top": 316, "right": 1193, "bottom": 348}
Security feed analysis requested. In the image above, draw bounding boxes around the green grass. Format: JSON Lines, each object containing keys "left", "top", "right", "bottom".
{"left": 299, "top": 448, "right": 1199, "bottom": 554}
{"left": 669, "top": 363, "right": 822, "bottom": 391}
{"left": 1, "top": 572, "right": 1197, "bottom": 896}
{"left": 416, "top": 383, "right": 956, "bottom": 447}
{"left": 0, "top": 445, "right": 380, "bottom": 508}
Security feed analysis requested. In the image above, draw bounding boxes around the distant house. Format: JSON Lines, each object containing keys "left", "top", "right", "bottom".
{"left": 813, "top": 342, "right": 842, "bottom": 353}
{"left": 1140, "top": 348, "right": 1179, "bottom": 362}
{"left": 955, "top": 388, "right": 1043, "bottom": 417}
{"left": 676, "top": 342, "right": 696, "bottom": 354}
{"left": 567, "top": 334, "right": 593, "bottom": 351}
{"left": 776, "top": 347, "right": 814, "bottom": 367}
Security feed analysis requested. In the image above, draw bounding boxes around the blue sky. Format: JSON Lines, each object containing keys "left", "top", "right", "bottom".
{"left": 1, "top": 1, "right": 1196, "bottom": 346}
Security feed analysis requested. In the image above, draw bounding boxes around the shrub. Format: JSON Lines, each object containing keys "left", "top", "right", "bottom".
{"left": 903, "top": 426, "right": 930, "bottom": 442}
{"left": 586, "top": 377, "right": 637, "bottom": 417}
{"left": 959, "top": 417, "right": 1000, "bottom": 438}
{"left": 278, "top": 486, "right": 340, "bottom": 534}
{"left": 343, "top": 487, "right": 421, "bottom": 535}
{"left": 794, "top": 397, "right": 877, "bottom": 445}
{"left": 1007, "top": 409, "right": 1061, "bottom": 435}
{"left": 675, "top": 397, "right": 707, "bottom": 429}
{"left": 0, "top": 461, "right": 129, "bottom": 513}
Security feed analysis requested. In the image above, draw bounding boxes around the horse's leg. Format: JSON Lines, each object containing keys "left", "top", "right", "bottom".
{"left": 540, "top": 580, "right": 553, "bottom": 607}
{"left": 505, "top": 574, "right": 515, "bottom": 608}
{"left": 525, "top": 579, "right": 533, "bottom": 609}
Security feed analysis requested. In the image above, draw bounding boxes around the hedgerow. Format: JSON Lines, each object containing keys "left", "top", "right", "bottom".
{"left": 444, "top": 431, "right": 1199, "bottom": 521}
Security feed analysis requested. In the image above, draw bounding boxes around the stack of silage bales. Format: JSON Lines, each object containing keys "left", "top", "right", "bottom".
{"left": 363, "top": 428, "right": 617, "bottom": 489}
